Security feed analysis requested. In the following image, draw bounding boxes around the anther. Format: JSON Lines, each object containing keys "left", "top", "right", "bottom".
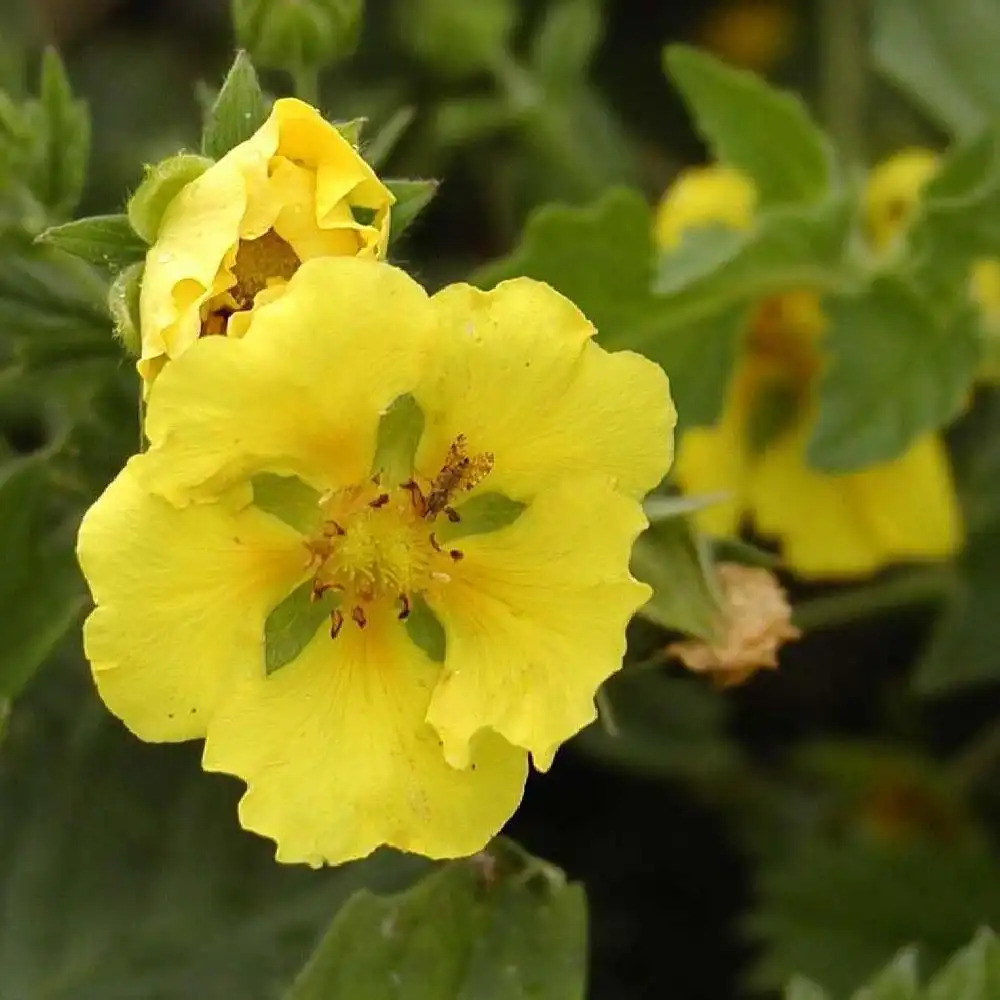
{"left": 444, "top": 507, "right": 461, "bottom": 523}
{"left": 397, "top": 594, "right": 411, "bottom": 620}
{"left": 323, "top": 521, "right": 346, "bottom": 537}
{"left": 352, "top": 606, "right": 368, "bottom": 629}
{"left": 449, "top": 549, "right": 464, "bottom": 561}
{"left": 368, "top": 493, "right": 390, "bottom": 509}
{"left": 330, "top": 609, "right": 344, "bottom": 639}
{"left": 429, "top": 532, "right": 442, "bottom": 552}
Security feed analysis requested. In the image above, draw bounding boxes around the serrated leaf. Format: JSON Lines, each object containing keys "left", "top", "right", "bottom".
{"left": 284, "top": 839, "right": 587, "bottom": 1000}
{"left": 404, "top": 594, "right": 446, "bottom": 663}
{"left": 872, "top": 0, "right": 1000, "bottom": 137}
{"left": 434, "top": 492, "right": 526, "bottom": 543}
{"left": 0, "top": 662, "right": 425, "bottom": 999}
{"left": 530, "top": 0, "right": 602, "bottom": 91}
{"left": 201, "top": 51, "right": 268, "bottom": 160}
{"left": 36, "top": 215, "right": 146, "bottom": 271}
{"left": 372, "top": 393, "right": 424, "bottom": 484}
{"left": 386, "top": 178, "right": 439, "bottom": 243}
{"left": 251, "top": 473, "right": 323, "bottom": 534}
{"left": 264, "top": 579, "right": 339, "bottom": 675}
{"left": 925, "top": 928, "right": 1000, "bottom": 1000}
{"left": 630, "top": 515, "right": 721, "bottom": 640}
{"left": 747, "top": 839, "right": 1000, "bottom": 996}
{"left": 36, "top": 47, "right": 89, "bottom": 218}
{"left": 128, "top": 153, "right": 213, "bottom": 243}
{"left": 808, "top": 275, "right": 980, "bottom": 470}
{"left": 664, "top": 44, "right": 833, "bottom": 207}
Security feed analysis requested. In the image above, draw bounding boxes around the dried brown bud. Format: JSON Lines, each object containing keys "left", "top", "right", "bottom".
{"left": 666, "top": 563, "right": 800, "bottom": 687}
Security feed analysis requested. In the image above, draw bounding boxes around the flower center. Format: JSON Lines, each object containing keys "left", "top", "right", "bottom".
{"left": 201, "top": 231, "right": 301, "bottom": 337}
{"left": 306, "top": 436, "right": 493, "bottom": 638}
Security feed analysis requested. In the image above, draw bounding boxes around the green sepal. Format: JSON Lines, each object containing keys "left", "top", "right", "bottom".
{"left": 107, "top": 262, "right": 143, "bottom": 358}
{"left": 334, "top": 117, "right": 366, "bottom": 148}
{"left": 434, "top": 491, "right": 525, "bottom": 543}
{"left": 371, "top": 393, "right": 424, "bottom": 485}
{"left": 201, "top": 51, "right": 269, "bottom": 161}
{"left": 264, "top": 579, "right": 339, "bottom": 676}
{"left": 364, "top": 107, "right": 416, "bottom": 170}
{"left": 35, "top": 215, "right": 146, "bottom": 271}
{"left": 128, "top": 153, "right": 213, "bottom": 243}
{"left": 251, "top": 473, "right": 323, "bottom": 534}
{"left": 404, "top": 593, "right": 446, "bottom": 663}
{"left": 386, "top": 178, "right": 439, "bottom": 244}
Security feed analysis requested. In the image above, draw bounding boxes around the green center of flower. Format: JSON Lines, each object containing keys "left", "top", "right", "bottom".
{"left": 306, "top": 435, "right": 493, "bottom": 640}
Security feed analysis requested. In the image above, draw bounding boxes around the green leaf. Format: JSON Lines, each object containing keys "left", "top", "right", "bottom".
{"left": 372, "top": 393, "right": 424, "bottom": 484}
{"left": 853, "top": 949, "right": 920, "bottom": 1000}
{"left": 574, "top": 669, "right": 739, "bottom": 783}
{"left": 201, "top": 51, "right": 268, "bottom": 160}
{"left": 906, "top": 129, "right": 1000, "bottom": 302}
{"left": 264, "top": 579, "right": 339, "bottom": 675}
{"left": 36, "top": 47, "right": 89, "bottom": 218}
{"left": 808, "top": 275, "right": 980, "bottom": 471}
{"left": 630, "top": 515, "right": 721, "bottom": 640}
{"left": 0, "top": 662, "right": 426, "bottom": 999}
{"left": 284, "top": 839, "right": 587, "bottom": 1000}
{"left": 128, "top": 153, "right": 213, "bottom": 243}
{"left": 107, "top": 261, "right": 143, "bottom": 357}
{"left": 36, "top": 215, "right": 146, "bottom": 271}
{"left": 434, "top": 491, "right": 526, "bottom": 543}
{"left": 474, "top": 188, "right": 743, "bottom": 429}
{"left": 644, "top": 492, "right": 730, "bottom": 522}
{"left": 386, "top": 178, "right": 439, "bottom": 243}
{"left": 872, "top": 0, "right": 1000, "bottom": 137}
{"left": 0, "top": 458, "right": 85, "bottom": 699}
{"left": 364, "top": 106, "right": 416, "bottom": 169}
{"left": 925, "top": 928, "right": 1000, "bottom": 1000}
{"left": 404, "top": 593, "right": 446, "bottom": 663}
{"left": 664, "top": 44, "right": 833, "bottom": 207}
{"left": 747, "top": 838, "right": 1000, "bottom": 996}
{"left": 530, "top": 0, "right": 602, "bottom": 91}
{"left": 252, "top": 473, "right": 323, "bottom": 534}
{"left": 785, "top": 977, "right": 829, "bottom": 1000}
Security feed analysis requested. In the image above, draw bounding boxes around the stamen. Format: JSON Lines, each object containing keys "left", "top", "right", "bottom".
{"left": 330, "top": 609, "right": 344, "bottom": 639}
{"left": 397, "top": 594, "right": 411, "bottom": 620}
{"left": 368, "top": 493, "right": 390, "bottom": 509}
{"left": 351, "top": 606, "right": 368, "bottom": 630}
{"left": 449, "top": 549, "right": 464, "bottom": 561}
{"left": 429, "top": 532, "right": 442, "bottom": 552}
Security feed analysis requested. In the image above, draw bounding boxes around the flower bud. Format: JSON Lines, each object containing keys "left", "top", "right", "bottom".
{"left": 232, "top": 0, "right": 364, "bottom": 73}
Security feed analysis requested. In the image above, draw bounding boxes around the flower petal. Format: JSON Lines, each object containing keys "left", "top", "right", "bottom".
{"left": 414, "top": 279, "right": 674, "bottom": 501}
{"left": 202, "top": 611, "right": 527, "bottom": 866}
{"left": 675, "top": 367, "right": 754, "bottom": 537}
{"left": 138, "top": 258, "right": 433, "bottom": 504}
{"left": 425, "top": 476, "right": 650, "bottom": 771}
{"left": 748, "top": 422, "right": 961, "bottom": 577}
{"left": 77, "top": 464, "right": 306, "bottom": 742}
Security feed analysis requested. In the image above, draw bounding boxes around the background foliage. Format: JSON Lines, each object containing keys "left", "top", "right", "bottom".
{"left": 4, "top": 0, "right": 1000, "bottom": 997}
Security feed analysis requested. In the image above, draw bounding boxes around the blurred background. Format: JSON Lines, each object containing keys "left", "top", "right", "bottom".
{"left": 3, "top": 1, "right": 1000, "bottom": 999}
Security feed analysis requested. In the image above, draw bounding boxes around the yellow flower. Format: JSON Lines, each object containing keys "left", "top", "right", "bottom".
{"left": 78, "top": 257, "right": 674, "bottom": 865}
{"left": 697, "top": 0, "right": 796, "bottom": 74}
{"left": 138, "top": 98, "right": 393, "bottom": 382}
{"left": 656, "top": 166, "right": 962, "bottom": 577}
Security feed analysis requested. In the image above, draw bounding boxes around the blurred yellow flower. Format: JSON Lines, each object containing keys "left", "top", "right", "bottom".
{"left": 656, "top": 165, "right": 962, "bottom": 577}
{"left": 78, "top": 257, "right": 674, "bottom": 865}
{"left": 697, "top": 0, "right": 796, "bottom": 74}
{"left": 138, "top": 98, "right": 393, "bottom": 382}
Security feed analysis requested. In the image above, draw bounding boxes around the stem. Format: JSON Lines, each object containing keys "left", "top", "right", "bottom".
{"left": 792, "top": 565, "right": 957, "bottom": 632}
{"left": 291, "top": 64, "right": 320, "bottom": 105}
{"left": 952, "top": 720, "right": 1000, "bottom": 792}
{"left": 818, "top": 0, "right": 868, "bottom": 165}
